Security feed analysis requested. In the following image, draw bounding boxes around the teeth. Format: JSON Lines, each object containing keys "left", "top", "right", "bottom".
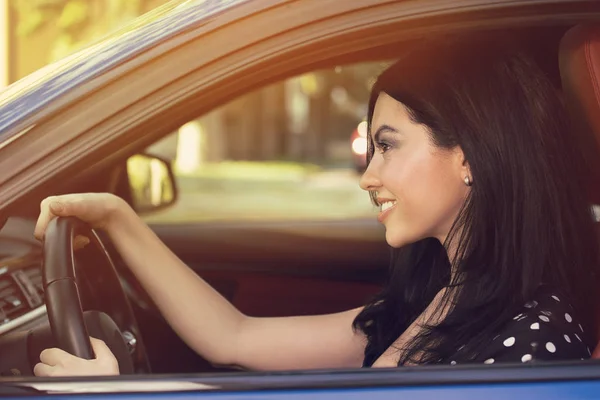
{"left": 380, "top": 201, "right": 396, "bottom": 212}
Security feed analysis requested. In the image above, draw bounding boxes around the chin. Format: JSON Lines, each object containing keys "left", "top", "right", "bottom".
{"left": 384, "top": 229, "right": 416, "bottom": 248}
{"left": 384, "top": 222, "right": 432, "bottom": 248}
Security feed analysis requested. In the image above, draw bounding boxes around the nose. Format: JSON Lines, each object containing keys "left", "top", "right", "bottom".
{"left": 359, "top": 157, "right": 381, "bottom": 192}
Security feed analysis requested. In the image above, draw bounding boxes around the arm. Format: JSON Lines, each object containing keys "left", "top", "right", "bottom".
{"left": 109, "top": 204, "right": 366, "bottom": 370}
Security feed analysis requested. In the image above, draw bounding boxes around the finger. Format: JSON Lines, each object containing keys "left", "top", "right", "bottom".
{"left": 90, "top": 337, "right": 110, "bottom": 358}
{"left": 90, "top": 337, "right": 120, "bottom": 374}
{"left": 49, "top": 198, "right": 76, "bottom": 217}
{"left": 34, "top": 196, "right": 57, "bottom": 240}
{"left": 53, "top": 195, "right": 89, "bottom": 218}
{"left": 39, "top": 347, "right": 75, "bottom": 366}
{"left": 33, "top": 362, "right": 56, "bottom": 377}
{"left": 34, "top": 195, "right": 86, "bottom": 241}
{"left": 74, "top": 235, "right": 90, "bottom": 251}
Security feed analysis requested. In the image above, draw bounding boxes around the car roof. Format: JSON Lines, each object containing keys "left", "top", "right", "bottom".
{"left": 0, "top": 0, "right": 249, "bottom": 137}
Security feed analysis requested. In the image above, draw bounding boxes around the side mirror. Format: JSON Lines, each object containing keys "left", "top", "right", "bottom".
{"left": 126, "top": 154, "right": 177, "bottom": 214}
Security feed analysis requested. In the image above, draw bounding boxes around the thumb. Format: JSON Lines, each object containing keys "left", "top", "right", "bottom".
{"left": 90, "top": 337, "right": 120, "bottom": 374}
{"left": 48, "top": 199, "right": 71, "bottom": 216}
{"left": 90, "top": 337, "right": 112, "bottom": 359}
{"left": 34, "top": 196, "right": 77, "bottom": 240}
{"left": 73, "top": 235, "right": 91, "bottom": 251}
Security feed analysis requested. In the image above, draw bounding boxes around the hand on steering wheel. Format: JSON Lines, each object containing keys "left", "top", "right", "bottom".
{"left": 34, "top": 337, "right": 119, "bottom": 377}
{"left": 35, "top": 215, "right": 134, "bottom": 376}
{"left": 33, "top": 194, "right": 149, "bottom": 376}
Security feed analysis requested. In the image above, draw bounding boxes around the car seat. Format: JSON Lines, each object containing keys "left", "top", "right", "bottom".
{"left": 558, "top": 24, "right": 600, "bottom": 359}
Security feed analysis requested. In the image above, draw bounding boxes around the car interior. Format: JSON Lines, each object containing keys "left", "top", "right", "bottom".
{"left": 0, "top": 20, "right": 599, "bottom": 379}
{"left": 560, "top": 24, "right": 600, "bottom": 358}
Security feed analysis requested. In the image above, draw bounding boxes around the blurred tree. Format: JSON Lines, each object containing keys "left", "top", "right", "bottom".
{"left": 12, "top": 0, "right": 160, "bottom": 61}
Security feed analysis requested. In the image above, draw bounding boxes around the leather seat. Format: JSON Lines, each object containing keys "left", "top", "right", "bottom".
{"left": 559, "top": 24, "right": 600, "bottom": 358}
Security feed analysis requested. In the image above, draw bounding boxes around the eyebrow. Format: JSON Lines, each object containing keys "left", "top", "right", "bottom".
{"left": 371, "top": 124, "right": 399, "bottom": 142}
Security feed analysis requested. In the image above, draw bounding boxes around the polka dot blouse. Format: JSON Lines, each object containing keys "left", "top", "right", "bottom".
{"left": 455, "top": 286, "right": 593, "bottom": 365}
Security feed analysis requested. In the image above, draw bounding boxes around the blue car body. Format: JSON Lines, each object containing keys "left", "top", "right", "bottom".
{"left": 0, "top": 0, "right": 248, "bottom": 136}
{"left": 6, "top": 363, "right": 600, "bottom": 398}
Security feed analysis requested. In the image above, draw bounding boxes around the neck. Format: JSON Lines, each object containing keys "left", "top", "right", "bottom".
{"left": 439, "top": 228, "right": 465, "bottom": 282}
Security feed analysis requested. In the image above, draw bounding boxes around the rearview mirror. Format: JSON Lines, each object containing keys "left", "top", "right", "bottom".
{"left": 126, "top": 154, "right": 177, "bottom": 214}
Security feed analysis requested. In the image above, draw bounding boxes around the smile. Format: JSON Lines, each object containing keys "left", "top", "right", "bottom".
{"left": 378, "top": 200, "right": 397, "bottom": 222}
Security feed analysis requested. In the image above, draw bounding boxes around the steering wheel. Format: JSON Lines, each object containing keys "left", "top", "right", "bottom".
{"left": 41, "top": 216, "right": 148, "bottom": 373}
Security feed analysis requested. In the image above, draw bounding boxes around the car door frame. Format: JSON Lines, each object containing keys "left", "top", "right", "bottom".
{"left": 3, "top": 360, "right": 600, "bottom": 397}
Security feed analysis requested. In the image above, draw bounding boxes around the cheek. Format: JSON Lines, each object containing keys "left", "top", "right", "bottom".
{"left": 384, "top": 150, "right": 466, "bottom": 237}
{"left": 419, "top": 155, "right": 463, "bottom": 201}
{"left": 383, "top": 149, "right": 451, "bottom": 203}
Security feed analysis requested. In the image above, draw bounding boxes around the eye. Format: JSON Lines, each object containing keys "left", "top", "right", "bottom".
{"left": 375, "top": 141, "right": 392, "bottom": 154}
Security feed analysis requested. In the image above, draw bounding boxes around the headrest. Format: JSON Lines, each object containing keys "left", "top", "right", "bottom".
{"left": 559, "top": 25, "right": 600, "bottom": 204}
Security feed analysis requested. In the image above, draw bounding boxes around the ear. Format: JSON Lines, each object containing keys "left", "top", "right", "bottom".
{"left": 452, "top": 146, "right": 472, "bottom": 184}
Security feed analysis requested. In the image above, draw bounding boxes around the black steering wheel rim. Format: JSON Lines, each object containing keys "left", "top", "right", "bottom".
{"left": 41, "top": 216, "right": 150, "bottom": 374}
{"left": 42, "top": 216, "right": 95, "bottom": 359}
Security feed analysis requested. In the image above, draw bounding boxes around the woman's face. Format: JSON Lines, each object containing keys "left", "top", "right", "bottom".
{"left": 359, "top": 92, "right": 470, "bottom": 248}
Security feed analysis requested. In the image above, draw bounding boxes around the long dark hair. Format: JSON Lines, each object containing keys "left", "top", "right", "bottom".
{"left": 353, "top": 36, "right": 600, "bottom": 366}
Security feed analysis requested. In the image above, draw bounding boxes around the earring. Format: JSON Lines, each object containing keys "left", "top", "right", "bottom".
{"left": 464, "top": 175, "right": 472, "bottom": 186}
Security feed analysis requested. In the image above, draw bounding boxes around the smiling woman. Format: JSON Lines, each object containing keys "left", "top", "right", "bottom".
{"left": 355, "top": 36, "right": 600, "bottom": 367}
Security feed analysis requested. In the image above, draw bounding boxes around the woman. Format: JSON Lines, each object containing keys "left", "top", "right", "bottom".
{"left": 33, "top": 38, "right": 599, "bottom": 376}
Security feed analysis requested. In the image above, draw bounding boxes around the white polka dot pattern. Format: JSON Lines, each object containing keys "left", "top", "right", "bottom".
{"left": 565, "top": 313, "right": 572, "bottom": 323}
{"left": 468, "top": 289, "right": 591, "bottom": 366}
{"left": 364, "top": 288, "right": 590, "bottom": 368}
{"left": 524, "top": 300, "right": 538, "bottom": 309}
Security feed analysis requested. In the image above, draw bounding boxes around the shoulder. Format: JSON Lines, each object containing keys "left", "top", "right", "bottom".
{"left": 469, "top": 287, "right": 593, "bottom": 365}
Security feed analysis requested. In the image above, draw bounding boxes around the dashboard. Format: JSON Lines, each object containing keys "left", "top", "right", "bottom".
{"left": 0, "top": 218, "right": 51, "bottom": 376}
{"left": 0, "top": 218, "right": 47, "bottom": 339}
{"left": 0, "top": 217, "right": 150, "bottom": 376}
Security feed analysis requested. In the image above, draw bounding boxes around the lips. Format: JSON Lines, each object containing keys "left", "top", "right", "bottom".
{"left": 377, "top": 200, "right": 397, "bottom": 222}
